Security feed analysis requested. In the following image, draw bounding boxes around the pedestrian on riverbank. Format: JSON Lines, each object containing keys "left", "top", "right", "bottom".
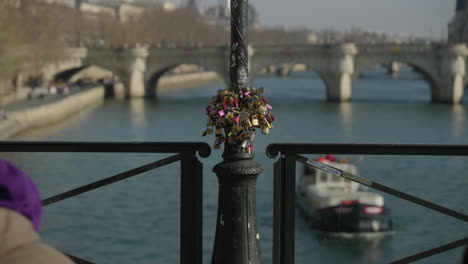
{"left": 0, "top": 159, "right": 73, "bottom": 264}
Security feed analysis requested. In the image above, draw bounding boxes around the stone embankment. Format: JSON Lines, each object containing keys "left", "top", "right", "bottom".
{"left": 0, "top": 70, "right": 221, "bottom": 140}
{"left": 0, "top": 86, "right": 105, "bottom": 140}
{"left": 157, "top": 71, "right": 222, "bottom": 94}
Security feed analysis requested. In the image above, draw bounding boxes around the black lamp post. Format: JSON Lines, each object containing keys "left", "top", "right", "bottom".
{"left": 211, "top": 0, "right": 263, "bottom": 264}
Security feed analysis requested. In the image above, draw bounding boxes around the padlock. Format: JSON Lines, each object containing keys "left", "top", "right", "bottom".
{"left": 216, "top": 128, "right": 222, "bottom": 135}
{"left": 245, "top": 147, "right": 252, "bottom": 154}
{"left": 241, "top": 140, "right": 249, "bottom": 148}
{"left": 250, "top": 132, "right": 256, "bottom": 141}
{"left": 217, "top": 89, "right": 228, "bottom": 97}
{"left": 258, "top": 105, "right": 267, "bottom": 115}
{"left": 240, "top": 112, "right": 249, "bottom": 121}
{"left": 214, "top": 144, "right": 221, "bottom": 150}
{"left": 251, "top": 116, "right": 259, "bottom": 126}
{"left": 246, "top": 119, "right": 253, "bottom": 127}
{"left": 262, "top": 127, "right": 270, "bottom": 134}
{"left": 202, "top": 127, "right": 213, "bottom": 136}
{"left": 234, "top": 124, "right": 242, "bottom": 132}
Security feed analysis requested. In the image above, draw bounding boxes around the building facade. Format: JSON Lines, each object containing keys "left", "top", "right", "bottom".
{"left": 204, "top": 2, "right": 260, "bottom": 30}
{"left": 449, "top": 0, "right": 468, "bottom": 43}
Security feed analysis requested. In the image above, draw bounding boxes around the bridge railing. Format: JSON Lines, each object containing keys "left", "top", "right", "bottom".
{"left": 266, "top": 143, "right": 468, "bottom": 264}
{"left": 0, "top": 141, "right": 211, "bottom": 264}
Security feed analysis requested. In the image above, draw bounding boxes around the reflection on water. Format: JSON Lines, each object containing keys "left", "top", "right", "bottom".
{"left": 129, "top": 99, "right": 147, "bottom": 138}
{"left": 451, "top": 104, "right": 465, "bottom": 142}
{"left": 318, "top": 236, "right": 389, "bottom": 263}
{"left": 339, "top": 102, "right": 353, "bottom": 139}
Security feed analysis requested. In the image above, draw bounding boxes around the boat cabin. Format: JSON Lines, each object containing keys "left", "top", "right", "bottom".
{"left": 300, "top": 159, "right": 360, "bottom": 194}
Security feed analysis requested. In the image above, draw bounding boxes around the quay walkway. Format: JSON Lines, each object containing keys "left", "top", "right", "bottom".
{"left": 0, "top": 84, "right": 107, "bottom": 140}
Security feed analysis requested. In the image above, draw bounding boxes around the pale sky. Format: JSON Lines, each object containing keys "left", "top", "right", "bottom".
{"left": 171, "top": 0, "right": 457, "bottom": 38}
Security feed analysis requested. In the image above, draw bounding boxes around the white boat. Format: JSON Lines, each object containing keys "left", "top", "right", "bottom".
{"left": 297, "top": 156, "right": 393, "bottom": 235}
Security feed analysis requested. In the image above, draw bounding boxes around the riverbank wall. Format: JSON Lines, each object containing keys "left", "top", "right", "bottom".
{"left": 0, "top": 86, "right": 105, "bottom": 140}
{"left": 157, "top": 71, "right": 222, "bottom": 95}
{"left": 0, "top": 71, "right": 221, "bottom": 140}
{"left": 113, "top": 71, "right": 222, "bottom": 98}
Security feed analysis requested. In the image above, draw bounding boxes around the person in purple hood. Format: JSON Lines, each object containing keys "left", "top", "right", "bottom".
{"left": 0, "top": 159, "right": 72, "bottom": 263}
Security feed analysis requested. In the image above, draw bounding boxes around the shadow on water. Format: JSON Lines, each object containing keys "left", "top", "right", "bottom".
{"left": 296, "top": 210, "right": 393, "bottom": 263}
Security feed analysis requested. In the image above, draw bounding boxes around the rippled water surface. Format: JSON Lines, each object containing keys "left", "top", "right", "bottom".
{"left": 4, "top": 68, "right": 468, "bottom": 264}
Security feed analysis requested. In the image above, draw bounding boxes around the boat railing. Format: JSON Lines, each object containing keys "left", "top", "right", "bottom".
{"left": 266, "top": 143, "right": 468, "bottom": 264}
{"left": 0, "top": 141, "right": 211, "bottom": 264}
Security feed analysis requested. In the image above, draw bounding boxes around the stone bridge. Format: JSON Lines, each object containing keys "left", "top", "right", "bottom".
{"left": 46, "top": 43, "right": 468, "bottom": 104}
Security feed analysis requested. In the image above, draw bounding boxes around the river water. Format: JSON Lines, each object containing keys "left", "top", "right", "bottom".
{"left": 4, "top": 68, "right": 468, "bottom": 264}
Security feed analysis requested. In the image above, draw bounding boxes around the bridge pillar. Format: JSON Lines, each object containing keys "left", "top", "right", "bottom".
{"left": 127, "top": 47, "right": 149, "bottom": 98}
{"left": 326, "top": 43, "right": 358, "bottom": 102}
{"left": 388, "top": 61, "right": 401, "bottom": 76}
{"left": 433, "top": 44, "right": 468, "bottom": 104}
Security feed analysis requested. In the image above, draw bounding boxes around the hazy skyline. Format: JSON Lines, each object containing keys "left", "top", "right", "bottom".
{"left": 172, "top": 0, "right": 456, "bottom": 38}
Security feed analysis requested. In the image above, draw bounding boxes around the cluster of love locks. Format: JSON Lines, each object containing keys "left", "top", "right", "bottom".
{"left": 203, "top": 87, "right": 274, "bottom": 153}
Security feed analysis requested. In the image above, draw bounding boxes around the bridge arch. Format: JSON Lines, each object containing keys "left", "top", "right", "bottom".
{"left": 52, "top": 64, "right": 123, "bottom": 97}
{"left": 251, "top": 59, "right": 334, "bottom": 100}
{"left": 145, "top": 63, "right": 227, "bottom": 98}
{"left": 354, "top": 59, "right": 437, "bottom": 101}
{"left": 53, "top": 65, "right": 117, "bottom": 84}
{"left": 54, "top": 66, "right": 88, "bottom": 83}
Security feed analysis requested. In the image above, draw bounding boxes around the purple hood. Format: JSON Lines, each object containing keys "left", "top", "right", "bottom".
{"left": 0, "top": 159, "right": 42, "bottom": 231}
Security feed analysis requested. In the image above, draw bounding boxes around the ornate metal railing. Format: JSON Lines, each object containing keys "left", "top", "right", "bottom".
{"left": 0, "top": 141, "right": 210, "bottom": 264}
{"left": 266, "top": 143, "right": 468, "bottom": 264}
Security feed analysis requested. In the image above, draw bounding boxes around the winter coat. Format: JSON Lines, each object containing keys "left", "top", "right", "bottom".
{"left": 0, "top": 208, "right": 73, "bottom": 264}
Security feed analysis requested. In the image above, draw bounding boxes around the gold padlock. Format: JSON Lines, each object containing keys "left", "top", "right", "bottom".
{"left": 217, "top": 89, "right": 228, "bottom": 97}
{"left": 262, "top": 127, "right": 270, "bottom": 134}
{"left": 240, "top": 112, "right": 249, "bottom": 121}
{"left": 216, "top": 128, "right": 222, "bottom": 135}
{"left": 245, "top": 147, "right": 251, "bottom": 154}
{"left": 251, "top": 116, "right": 259, "bottom": 126}
{"left": 234, "top": 124, "right": 243, "bottom": 132}
{"left": 258, "top": 105, "right": 267, "bottom": 115}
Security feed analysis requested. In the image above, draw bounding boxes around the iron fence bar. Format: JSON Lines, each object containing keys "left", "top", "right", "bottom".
{"left": 42, "top": 154, "right": 182, "bottom": 206}
{"left": 388, "top": 237, "right": 468, "bottom": 264}
{"left": 0, "top": 141, "right": 211, "bottom": 158}
{"left": 65, "top": 253, "right": 95, "bottom": 264}
{"left": 180, "top": 153, "right": 203, "bottom": 264}
{"left": 266, "top": 143, "right": 468, "bottom": 158}
{"left": 295, "top": 155, "right": 468, "bottom": 222}
{"left": 273, "top": 155, "right": 296, "bottom": 264}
